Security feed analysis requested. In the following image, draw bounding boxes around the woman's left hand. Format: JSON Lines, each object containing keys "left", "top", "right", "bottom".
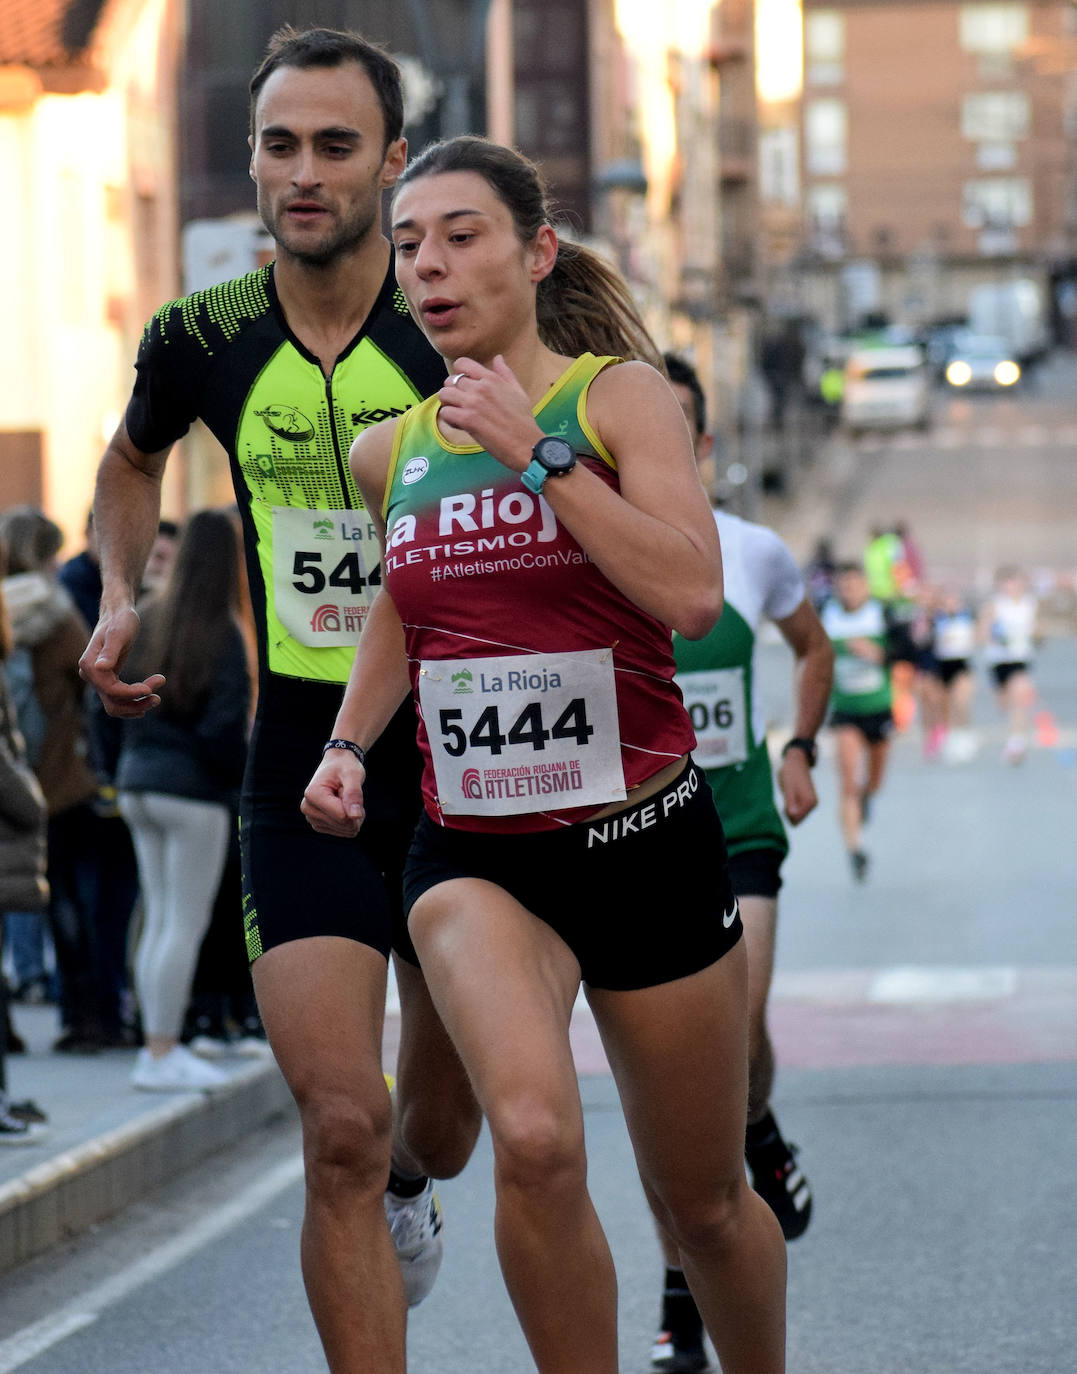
{"left": 437, "top": 356, "right": 543, "bottom": 472}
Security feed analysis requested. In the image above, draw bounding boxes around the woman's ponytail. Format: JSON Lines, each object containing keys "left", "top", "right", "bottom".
{"left": 537, "top": 240, "right": 663, "bottom": 369}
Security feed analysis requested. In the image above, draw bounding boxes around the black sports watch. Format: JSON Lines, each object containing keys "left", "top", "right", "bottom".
{"left": 781, "top": 736, "right": 818, "bottom": 768}
{"left": 521, "top": 436, "right": 577, "bottom": 494}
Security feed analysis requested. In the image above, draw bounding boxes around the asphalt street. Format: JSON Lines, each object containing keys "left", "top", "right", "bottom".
{"left": 2, "top": 634, "right": 1074, "bottom": 1373}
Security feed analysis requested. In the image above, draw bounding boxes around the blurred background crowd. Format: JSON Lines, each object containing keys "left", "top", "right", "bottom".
{"left": 1, "top": 502, "right": 268, "bottom": 1136}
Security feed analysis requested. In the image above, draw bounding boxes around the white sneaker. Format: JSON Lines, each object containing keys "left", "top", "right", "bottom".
{"left": 131, "top": 1045, "right": 230, "bottom": 1093}
{"left": 189, "top": 1034, "right": 231, "bottom": 1059}
{"left": 942, "top": 728, "right": 979, "bottom": 764}
{"left": 1003, "top": 734, "right": 1028, "bottom": 765}
{"left": 232, "top": 1033, "right": 273, "bottom": 1059}
{"left": 384, "top": 1180, "right": 443, "bottom": 1307}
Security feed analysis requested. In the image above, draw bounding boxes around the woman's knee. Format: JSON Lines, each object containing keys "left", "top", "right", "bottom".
{"left": 489, "top": 1094, "right": 587, "bottom": 1196}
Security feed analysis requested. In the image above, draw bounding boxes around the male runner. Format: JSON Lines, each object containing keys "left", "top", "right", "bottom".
{"left": 650, "top": 356, "right": 833, "bottom": 1373}
{"left": 822, "top": 561, "right": 899, "bottom": 881}
{"left": 79, "top": 27, "right": 481, "bottom": 1372}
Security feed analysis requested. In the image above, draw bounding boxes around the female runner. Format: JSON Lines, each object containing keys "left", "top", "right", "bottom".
{"left": 303, "top": 136, "right": 786, "bottom": 1374}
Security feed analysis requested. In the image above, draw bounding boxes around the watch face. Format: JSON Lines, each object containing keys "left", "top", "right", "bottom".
{"left": 534, "top": 436, "right": 576, "bottom": 472}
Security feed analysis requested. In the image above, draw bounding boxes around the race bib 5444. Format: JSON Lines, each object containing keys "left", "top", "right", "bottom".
{"left": 418, "top": 648, "right": 625, "bottom": 817}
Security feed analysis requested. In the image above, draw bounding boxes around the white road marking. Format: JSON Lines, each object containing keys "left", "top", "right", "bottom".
{"left": 0, "top": 1153, "right": 305, "bottom": 1372}
{"left": 867, "top": 966, "right": 1017, "bottom": 1003}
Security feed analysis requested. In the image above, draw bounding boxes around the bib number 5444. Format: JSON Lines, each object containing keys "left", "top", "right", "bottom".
{"left": 437, "top": 698, "right": 594, "bottom": 757}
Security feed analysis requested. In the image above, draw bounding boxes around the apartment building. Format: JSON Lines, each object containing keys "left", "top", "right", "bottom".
{"left": 0, "top": 0, "right": 184, "bottom": 539}
{"left": 797, "top": 0, "right": 1077, "bottom": 328}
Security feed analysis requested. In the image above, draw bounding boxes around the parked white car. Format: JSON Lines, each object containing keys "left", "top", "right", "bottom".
{"left": 841, "top": 346, "right": 931, "bottom": 433}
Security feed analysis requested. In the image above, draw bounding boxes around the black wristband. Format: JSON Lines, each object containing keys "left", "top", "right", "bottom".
{"left": 781, "top": 736, "right": 817, "bottom": 768}
{"left": 323, "top": 738, "right": 366, "bottom": 767}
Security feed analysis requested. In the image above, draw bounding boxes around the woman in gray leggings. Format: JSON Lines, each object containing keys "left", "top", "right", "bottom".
{"left": 116, "top": 510, "right": 250, "bottom": 1092}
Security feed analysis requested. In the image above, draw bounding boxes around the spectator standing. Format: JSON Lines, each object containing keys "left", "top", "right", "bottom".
{"left": 116, "top": 510, "right": 250, "bottom": 1091}
{"left": 0, "top": 539, "right": 50, "bottom": 1143}
{"left": 804, "top": 536, "right": 837, "bottom": 611}
{"left": 60, "top": 511, "right": 141, "bottom": 1047}
{"left": 0, "top": 507, "right": 103, "bottom": 1052}
{"left": 141, "top": 519, "right": 180, "bottom": 595}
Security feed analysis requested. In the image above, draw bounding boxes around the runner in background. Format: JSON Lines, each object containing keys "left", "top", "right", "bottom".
{"left": 651, "top": 355, "right": 833, "bottom": 1372}
{"left": 979, "top": 566, "right": 1040, "bottom": 764}
{"left": 862, "top": 523, "right": 918, "bottom": 733}
{"left": 929, "top": 584, "right": 979, "bottom": 763}
{"left": 821, "top": 562, "right": 903, "bottom": 882}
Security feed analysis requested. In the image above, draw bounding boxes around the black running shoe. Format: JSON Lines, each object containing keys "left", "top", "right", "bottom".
{"left": 7, "top": 1099, "right": 47, "bottom": 1124}
{"left": 850, "top": 849, "right": 869, "bottom": 883}
{"left": 746, "top": 1135, "right": 813, "bottom": 1241}
{"left": 650, "top": 1329, "right": 710, "bottom": 1372}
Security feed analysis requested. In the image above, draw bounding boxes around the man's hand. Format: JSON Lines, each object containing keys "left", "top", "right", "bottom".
{"left": 79, "top": 606, "right": 164, "bottom": 718}
{"left": 301, "top": 751, "right": 367, "bottom": 838}
{"left": 778, "top": 748, "right": 818, "bottom": 826}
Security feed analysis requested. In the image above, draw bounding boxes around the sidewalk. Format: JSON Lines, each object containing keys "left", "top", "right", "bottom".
{"left": 0, "top": 1003, "right": 295, "bottom": 1276}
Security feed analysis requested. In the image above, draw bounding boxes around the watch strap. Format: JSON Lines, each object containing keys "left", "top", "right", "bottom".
{"left": 781, "top": 736, "right": 817, "bottom": 767}
{"left": 521, "top": 458, "right": 549, "bottom": 494}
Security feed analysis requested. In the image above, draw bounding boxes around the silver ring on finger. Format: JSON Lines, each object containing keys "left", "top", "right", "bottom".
{"left": 448, "top": 372, "right": 465, "bottom": 387}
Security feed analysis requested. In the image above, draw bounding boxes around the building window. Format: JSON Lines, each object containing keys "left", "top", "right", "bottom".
{"left": 959, "top": 4, "right": 1028, "bottom": 76}
{"left": 759, "top": 126, "right": 800, "bottom": 205}
{"left": 805, "top": 11, "right": 844, "bottom": 86}
{"left": 805, "top": 99, "right": 847, "bottom": 175}
{"left": 808, "top": 183, "right": 847, "bottom": 228}
{"left": 962, "top": 91, "right": 1029, "bottom": 141}
{"left": 962, "top": 177, "right": 1031, "bottom": 229}
{"left": 807, "top": 184, "right": 847, "bottom": 256}
{"left": 959, "top": 3, "right": 1028, "bottom": 51}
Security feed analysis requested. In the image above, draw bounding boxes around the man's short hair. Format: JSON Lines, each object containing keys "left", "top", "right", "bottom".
{"left": 663, "top": 353, "right": 707, "bottom": 437}
{"left": 248, "top": 26, "right": 404, "bottom": 150}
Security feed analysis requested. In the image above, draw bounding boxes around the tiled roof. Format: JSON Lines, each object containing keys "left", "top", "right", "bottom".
{"left": 0, "top": 0, "right": 108, "bottom": 68}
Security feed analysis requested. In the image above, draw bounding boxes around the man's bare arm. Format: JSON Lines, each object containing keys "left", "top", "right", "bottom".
{"left": 774, "top": 598, "right": 835, "bottom": 825}
{"left": 79, "top": 420, "right": 171, "bottom": 717}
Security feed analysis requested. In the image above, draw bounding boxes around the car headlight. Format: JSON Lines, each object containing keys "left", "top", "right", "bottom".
{"left": 994, "top": 360, "right": 1020, "bottom": 386}
{"left": 946, "top": 361, "right": 972, "bottom": 386}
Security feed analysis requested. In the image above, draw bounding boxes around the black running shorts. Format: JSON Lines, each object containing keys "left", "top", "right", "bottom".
{"left": 400, "top": 758, "right": 742, "bottom": 991}
{"left": 934, "top": 657, "right": 971, "bottom": 687}
{"left": 240, "top": 679, "right": 421, "bottom": 964}
{"left": 726, "top": 846, "right": 784, "bottom": 899}
{"left": 830, "top": 708, "right": 894, "bottom": 744}
{"left": 991, "top": 661, "right": 1029, "bottom": 689}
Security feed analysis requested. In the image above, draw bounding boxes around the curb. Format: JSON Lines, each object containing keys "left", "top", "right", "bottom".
{"left": 0, "top": 1059, "right": 296, "bottom": 1276}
